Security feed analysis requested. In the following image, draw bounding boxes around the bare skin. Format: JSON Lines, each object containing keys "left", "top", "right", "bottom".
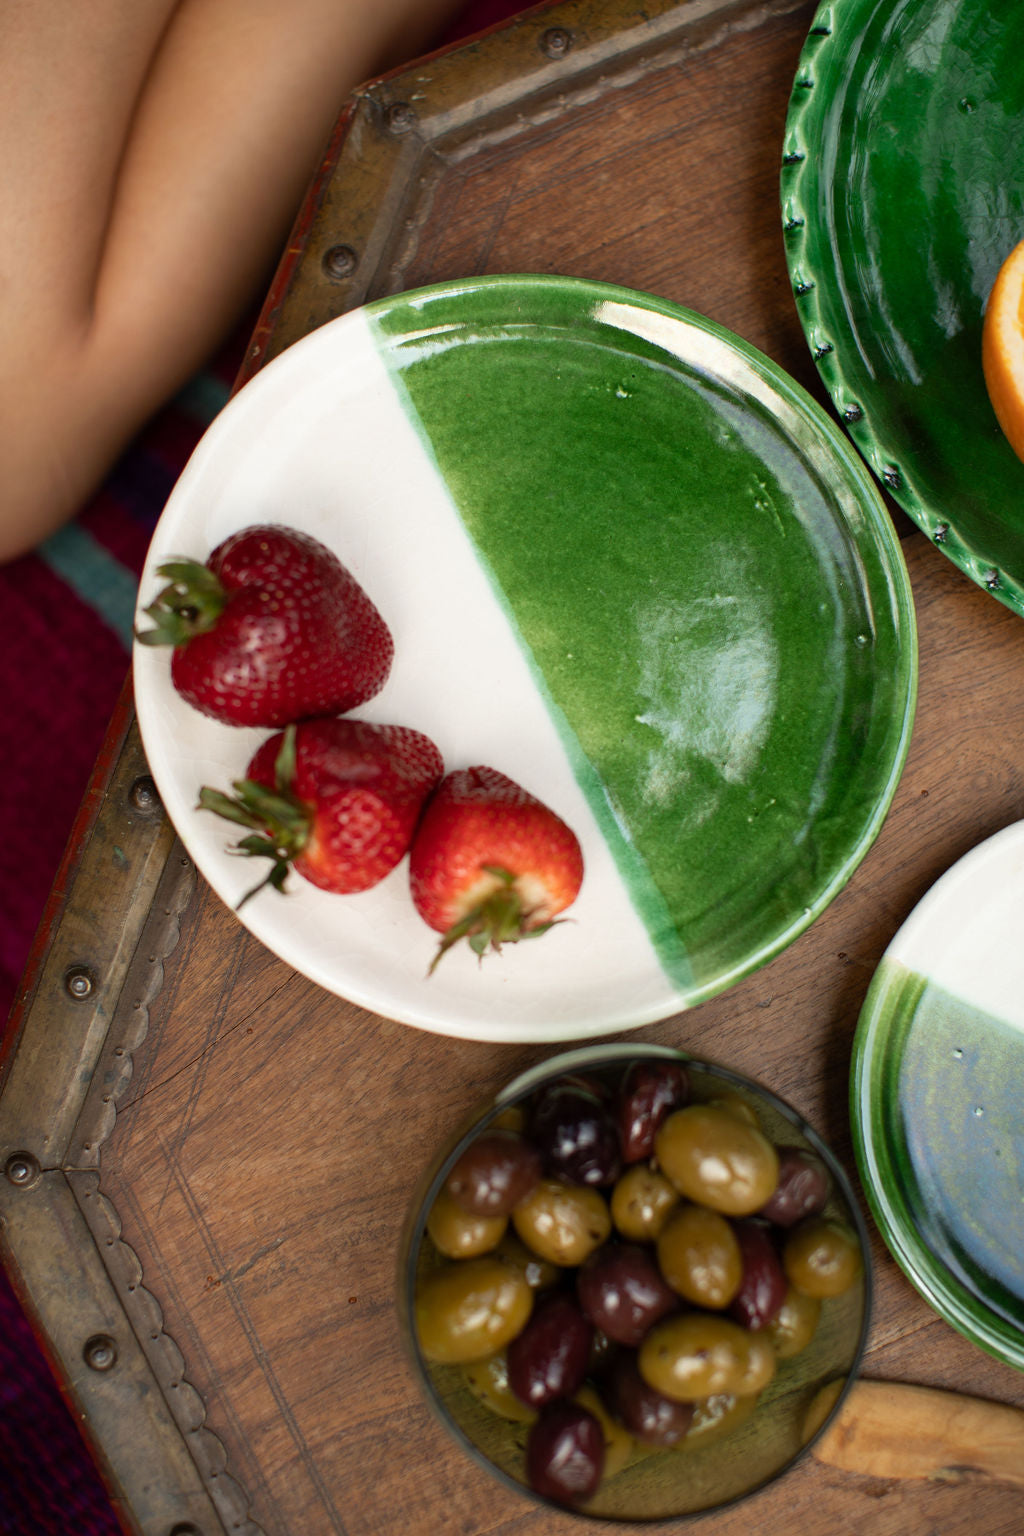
{"left": 0, "top": 0, "right": 464, "bottom": 563}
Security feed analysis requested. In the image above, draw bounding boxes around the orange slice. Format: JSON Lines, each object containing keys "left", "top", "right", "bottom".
{"left": 982, "top": 237, "right": 1024, "bottom": 463}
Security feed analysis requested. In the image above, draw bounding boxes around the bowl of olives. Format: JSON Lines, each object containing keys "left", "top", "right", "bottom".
{"left": 398, "top": 1043, "right": 871, "bottom": 1520}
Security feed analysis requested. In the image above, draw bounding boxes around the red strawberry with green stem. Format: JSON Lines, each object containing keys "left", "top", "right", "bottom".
{"left": 136, "top": 524, "right": 393, "bottom": 726}
{"left": 409, "top": 767, "right": 584, "bottom": 972}
{"left": 199, "top": 718, "right": 443, "bottom": 905}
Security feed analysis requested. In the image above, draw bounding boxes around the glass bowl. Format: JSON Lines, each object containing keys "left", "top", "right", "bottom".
{"left": 398, "top": 1044, "right": 872, "bottom": 1521}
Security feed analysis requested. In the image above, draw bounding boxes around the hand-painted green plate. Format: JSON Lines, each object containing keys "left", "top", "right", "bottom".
{"left": 135, "top": 274, "right": 916, "bottom": 1041}
{"left": 782, "top": 0, "right": 1024, "bottom": 616}
{"left": 853, "top": 821, "right": 1024, "bottom": 1369}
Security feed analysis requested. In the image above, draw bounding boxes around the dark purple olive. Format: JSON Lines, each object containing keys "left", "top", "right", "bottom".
{"left": 616, "top": 1060, "right": 689, "bottom": 1162}
{"left": 506, "top": 1293, "right": 594, "bottom": 1407}
{"left": 577, "top": 1243, "right": 677, "bottom": 1346}
{"left": 530, "top": 1088, "right": 622, "bottom": 1187}
{"left": 526, "top": 1400, "right": 605, "bottom": 1506}
{"left": 756, "top": 1146, "right": 832, "bottom": 1227}
{"left": 602, "top": 1350, "right": 694, "bottom": 1446}
{"left": 729, "top": 1219, "right": 788, "bottom": 1331}
{"left": 550, "top": 1071, "right": 613, "bottom": 1102}
{"left": 445, "top": 1130, "right": 542, "bottom": 1217}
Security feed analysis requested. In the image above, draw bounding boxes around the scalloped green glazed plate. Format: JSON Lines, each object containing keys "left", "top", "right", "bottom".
{"left": 135, "top": 274, "right": 917, "bottom": 1042}
{"left": 782, "top": 0, "right": 1024, "bottom": 616}
{"left": 853, "top": 821, "right": 1024, "bottom": 1369}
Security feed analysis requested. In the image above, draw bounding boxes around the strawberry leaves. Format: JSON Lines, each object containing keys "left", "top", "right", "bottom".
{"left": 428, "top": 864, "right": 560, "bottom": 974}
{"left": 198, "top": 726, "right": 311, "bottom": 906}
{"left": 136, "top": 558, "right": 228, "bottom": 647}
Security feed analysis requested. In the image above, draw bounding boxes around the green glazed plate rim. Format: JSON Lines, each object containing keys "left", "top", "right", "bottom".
{"left": 851, "top": 822, "right": 1024, "bottom": 1369}
{"left": 782, "top": 0, "right": 1024, "bottom": 619}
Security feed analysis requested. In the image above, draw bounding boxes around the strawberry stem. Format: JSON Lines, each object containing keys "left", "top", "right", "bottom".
{"left": 135, "top": 558, "right": 227, "bottom": 647}
{"left": 428, "top": 867, "right": 559, "bottom": 975}
{"left": 197, "top": 726, "right": 311, "bottom": 907}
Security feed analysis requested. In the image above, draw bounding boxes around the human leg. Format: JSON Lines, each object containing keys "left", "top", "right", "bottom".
{"left": 0, "top": 0, "right": 465, "bottom": 562}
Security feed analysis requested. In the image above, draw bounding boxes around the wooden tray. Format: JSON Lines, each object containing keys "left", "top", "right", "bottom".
{"left": 3, "top": 0, "right": 1024, "bottom": 1531}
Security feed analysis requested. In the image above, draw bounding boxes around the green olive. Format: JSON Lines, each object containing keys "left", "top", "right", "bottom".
{"left": 655, "top": 1105, "right": 780, "bottom": 1216}
{"left": 734, "top": 1331, "right": 776, "bottom": 1396}
{"left": 492, "top": 1227, "right": 561, "bottom": 1291}
{"left": 638, "top": 1313, "right": 760, "bottom": 1401}
{"left": 656, "top": 1203, "right": 742, "bottom": 1309}
{"left": 415, "top": 1257, "right": 533, "bottom": 1363}
{"left": 610, "top": 1163, "right": 680, "bottom": 1241}
{"left": 492, "top": 1105, "right": 526, "bottom": 1132}
{"left": 676, "top": 1391, "right": 758, "bottom": 1450}
{"left": 426, "top": 1186, "right": 507, "bottom": 1258}
{"left": 767, "top": 1284, "right": 821, "bottom": 1359}
{"left": 511, "top": 1178, "right": 611, "bottom": 1266}
{"left": 461, "top": 1349, "right": 536, "bottom": 1423}
{"left": 783, "top": 1218, "right": 862, "bottom": 1298}
{"left": 707, "top": 1091, "right": 760, "bottom": 1127}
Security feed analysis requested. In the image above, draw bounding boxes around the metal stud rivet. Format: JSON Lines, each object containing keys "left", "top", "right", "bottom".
{"left": 540, "top": 26, "right": 573, "bottom": 58}
{"left": 5, "top": 1153, "right": 39, "bottom": 1187}
{"left": 83, "top": 1334, "right": 118, "bottom": 1372}
{"left": 385, "top": 102, "right": 416, "bottom": 134}
{"left": 129, "top": 775, "right": 161, "bottom": 815}
{"left": 65, "top": 966, "right": 96, "bottom": 1000}
{"left": 322, "top": 244, "right": 358, "bottom": 281}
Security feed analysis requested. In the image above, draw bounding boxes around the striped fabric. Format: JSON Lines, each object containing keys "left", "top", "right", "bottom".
{"left": 0, "top": 342, "right": 239, "bottom": 1034}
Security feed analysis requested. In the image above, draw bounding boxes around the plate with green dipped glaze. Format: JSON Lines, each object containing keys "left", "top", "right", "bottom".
{"left": 782, "top": 0, "right": 1024, "bottom": 615}
{"left": 134, "top": 274, "right": 916, "bottom": 1041}
{"left": 853, "top": 821, "right": 1024, "bottom": 1368}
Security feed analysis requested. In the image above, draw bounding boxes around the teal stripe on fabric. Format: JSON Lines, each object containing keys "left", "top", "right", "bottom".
{"left": 39, "top": 525, "right": 139, "bottom": 651}
{"left": 174, "top": 372, "right": 231, "bottom": 423}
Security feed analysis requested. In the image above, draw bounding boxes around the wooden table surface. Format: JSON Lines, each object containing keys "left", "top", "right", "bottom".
{"left": 2, "top": 0, "right": 1023, "bottom": 1533}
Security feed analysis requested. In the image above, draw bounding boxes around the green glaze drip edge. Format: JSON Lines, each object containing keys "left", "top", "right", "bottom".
{"left": 368, "top": 302, "right": 694, "bottom": 991}
{"left": 368, "top": 275, "right": 914, "bottom": 1006}
{"left": 853, "top": 955, "right": 1024, "bottom": 1367}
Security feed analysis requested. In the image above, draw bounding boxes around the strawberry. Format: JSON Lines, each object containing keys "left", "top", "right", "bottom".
{"left": 198, "top": 717, "right": 443, "bottom": 904}
{"left": 136, "top": 523, "right": 393, "bottom": 726}
{"left": 409, "top": 767, "right": 584, "bottom": 971}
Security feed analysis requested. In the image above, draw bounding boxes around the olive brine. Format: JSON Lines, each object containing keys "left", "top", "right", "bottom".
{"left": 414, "top": 1060, "right": 862, "bottom": 1509}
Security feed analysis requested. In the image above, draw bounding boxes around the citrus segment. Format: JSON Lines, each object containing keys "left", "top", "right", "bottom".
{"left": 982, "top": 238, "right": 1024, "bottom": 463}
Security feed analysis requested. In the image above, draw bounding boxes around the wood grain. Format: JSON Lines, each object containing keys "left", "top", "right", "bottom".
{"left": 98, "top": 527, "right": 1024, "bottom": 1536}
{"left": 811, "top": 1380, "right": 1024, "bottom": 1488}
{"left": 10, "top": 0, "right": 1024, "bottom": 1531}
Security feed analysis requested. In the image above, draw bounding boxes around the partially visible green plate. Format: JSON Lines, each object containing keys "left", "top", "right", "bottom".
{"left": 782, "top": 0, "right": 1024, "bottom": 616}
{"left": 853, "top": 821, "right": 1024, "bottom": 1369}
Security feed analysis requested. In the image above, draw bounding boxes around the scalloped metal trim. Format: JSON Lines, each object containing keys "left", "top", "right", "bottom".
{"left": 67, "top": 832, "right": 196, "bottom": 1168}
{"left": 74, "top": 1173, "right": 266, "bottom": 1536}
{"left": 780, "top": 0, "right": 1024, "bottom": 621}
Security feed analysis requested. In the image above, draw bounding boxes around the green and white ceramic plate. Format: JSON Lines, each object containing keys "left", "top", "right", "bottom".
{"left": 782, "top": 0, "right": 1024, "bottom": 616}
{"left": 134, "top": 275, "right": 916, "bottom": 1041}
{"left": 853, "top": 821, "right": 1024, "bottom": 1368}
